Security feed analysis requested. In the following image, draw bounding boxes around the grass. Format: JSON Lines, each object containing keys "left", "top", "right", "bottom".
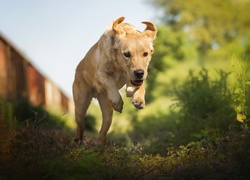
{"left": 1, "top": 114, "right": 250, "bottom": 179}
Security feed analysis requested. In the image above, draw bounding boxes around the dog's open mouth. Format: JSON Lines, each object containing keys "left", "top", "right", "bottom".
{"left": 131, "top": 80, "right": 143, "bottom": 86}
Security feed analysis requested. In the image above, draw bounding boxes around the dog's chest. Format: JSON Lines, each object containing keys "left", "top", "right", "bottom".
{"left": 105, "top": 67, "right": 126, "bottom": 89}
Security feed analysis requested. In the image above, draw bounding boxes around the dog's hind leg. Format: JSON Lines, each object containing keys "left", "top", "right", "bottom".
{"left": 73, "top": 84, "right": 92, "bottom": 144}
{"left": 97, "top": 92, "right": 113, "bottom": 146}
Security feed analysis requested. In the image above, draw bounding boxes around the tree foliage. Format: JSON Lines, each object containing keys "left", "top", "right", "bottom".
{"left": 147, "top": 26, "right": 196, "bottom": 102}
{"left": 151, "top": 0, "right": 250, "bottom": 54}
{"left": 145, "top": 0, "right": 250, "bottom": 102}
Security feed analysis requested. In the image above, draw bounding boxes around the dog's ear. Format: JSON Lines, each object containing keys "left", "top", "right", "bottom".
{"left": 112, "top": 16, "right": 125, "bottom": 34}
{"left": 141, "top": 21, "right": 157, "bottom": 41}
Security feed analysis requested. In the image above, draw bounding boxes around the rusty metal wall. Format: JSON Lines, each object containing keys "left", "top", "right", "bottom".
{"left": 27, "top": 64, "right": 46, "bottom": 106}
{"left": 0, "top": 33, "right": 70, "bottom": 114}
{"left": 0, "top": 36, "right": 28, "bottom": 100}
{"left": 0, "top": 40, "right": 8, "bottom": 99}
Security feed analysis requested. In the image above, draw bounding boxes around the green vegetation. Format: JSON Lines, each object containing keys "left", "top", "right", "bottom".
{"left": 1, "top": 106, "right": 250, "bottom": 179}
{"left": 232, "top": 56, "right": 250, "bottom": 124}
{"left": 1, "top": 0, "right": 250, "bottom": 179}
{"left": 0, "top": 98, "right": 67, "bottom": 128}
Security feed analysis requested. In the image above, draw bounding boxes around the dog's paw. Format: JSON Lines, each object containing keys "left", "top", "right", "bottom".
{"left": 112, "top": 98, "right": 124, "bottom": 113}
{"left": 132, "top": 97, "right": 145, "bottom": 109}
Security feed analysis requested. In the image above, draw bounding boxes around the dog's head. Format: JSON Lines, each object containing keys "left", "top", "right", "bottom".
{"left": 112, "top": 17, "right": 157, "bottom": 87}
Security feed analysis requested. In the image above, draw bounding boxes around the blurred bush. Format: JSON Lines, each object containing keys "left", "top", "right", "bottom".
{"left": 84, "top": 114, "right": 96, "bottom": 132}
{"left": 129, "top": 68, "right": 242, "bottom": 153}
{"left": 0, "top": 98, "right": 66, "bottom": 128}
{"left": 172, "top": 68, "right": 235, "bottom": 142}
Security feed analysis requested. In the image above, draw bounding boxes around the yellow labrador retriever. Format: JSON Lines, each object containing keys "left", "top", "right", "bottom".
{"left": 73, "top": 17, "right": 157, "bottom": 145}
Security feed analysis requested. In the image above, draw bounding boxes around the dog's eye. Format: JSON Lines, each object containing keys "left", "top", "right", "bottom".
{"left": 143, "top": 52, "right": 148, "bottom": 57}
{"left": 123, "top": 52, "right": 131, "bottom": 58}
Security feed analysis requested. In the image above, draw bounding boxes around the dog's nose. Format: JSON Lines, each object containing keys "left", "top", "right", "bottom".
{"left": 134, "top": 69, "right": 144, "bottom": 79}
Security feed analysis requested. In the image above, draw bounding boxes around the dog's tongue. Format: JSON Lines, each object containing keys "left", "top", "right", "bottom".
{"left": 131, "top": 80, "right": 143, "bottom": 86}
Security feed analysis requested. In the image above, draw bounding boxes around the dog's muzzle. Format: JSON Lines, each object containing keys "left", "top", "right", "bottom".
{"left": 131, "top": 69, "right": 144, "bottom": 86}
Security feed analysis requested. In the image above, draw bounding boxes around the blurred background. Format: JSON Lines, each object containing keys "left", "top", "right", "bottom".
{"left": 1, "top": 0, "right": 250, "bottom": 152}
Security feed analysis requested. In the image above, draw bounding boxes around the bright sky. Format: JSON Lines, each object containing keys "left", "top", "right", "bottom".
{"left": 0, "top": 0, "right": 159, "bottom": 98}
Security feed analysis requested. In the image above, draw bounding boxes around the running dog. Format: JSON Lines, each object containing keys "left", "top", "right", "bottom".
{"left": 73, "top": 17, "right": 157, "bottom": 145}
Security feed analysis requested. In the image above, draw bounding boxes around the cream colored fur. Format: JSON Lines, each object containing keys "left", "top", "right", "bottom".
{"left": 73, "top": 17, "right": 157, "bottom": 145}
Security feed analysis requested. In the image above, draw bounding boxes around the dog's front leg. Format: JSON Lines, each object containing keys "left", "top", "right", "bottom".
{"left": 131, "top": 85, "right": 145, "bottom": 109}
{"left": 96, "top": 72, "right": 123, "bottom": 113}
{"left": 107, "top": 88, "right": 123, "bottom": 113}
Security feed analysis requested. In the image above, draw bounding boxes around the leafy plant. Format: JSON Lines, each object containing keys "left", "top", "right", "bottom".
{"left": 231, "top": 55, "right": 250, "bottom": 126}
{"left": 0, "top": 101, "right": 14, "bottom": 125}
{"left": 172, "top": 68, "right": 234, "bottom": 143}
